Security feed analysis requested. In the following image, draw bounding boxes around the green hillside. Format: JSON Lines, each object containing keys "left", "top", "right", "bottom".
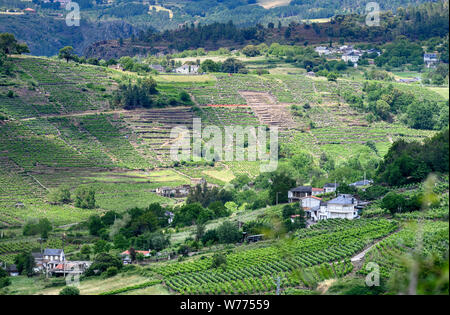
{"left": 0, "top": 50, "right": 448, "bottom": 296}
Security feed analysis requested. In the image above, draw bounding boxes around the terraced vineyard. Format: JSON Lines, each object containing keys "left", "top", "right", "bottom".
{"left": 121, "top": 107, "right": 195, "bottom": 165}
{"left": 157, "top": 219, "right": 397, "bottom": 294}
{"left": 360, "top": 221, "right": 449, "bottom": 285}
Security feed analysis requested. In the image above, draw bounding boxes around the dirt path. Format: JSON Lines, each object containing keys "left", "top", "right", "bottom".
{"left": 18, "top": 109, "right": 130, "bottom": 121}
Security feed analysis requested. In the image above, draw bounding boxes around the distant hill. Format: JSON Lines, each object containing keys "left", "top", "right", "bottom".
{"left": 0, "top": 0, "right": 441, "bottom": 56}
{"left": 0, "top": 14, "right": 139, "bottom": 56}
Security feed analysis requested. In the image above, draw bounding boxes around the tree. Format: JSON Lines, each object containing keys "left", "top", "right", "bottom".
{"left": 48, "top": 186, "right": 71, "bottom": 205}
{"left": 93, "top": 239, "right": 111, "bottom": 254}
{"left": 88, "top": 215, "right": 104, "bottom": 236}
{"left": 75, "top": 186, "right": 96, "bottom": 209}
{"left": 58, "top": 46, "right": 76, "bottom": 63}
{"left": 128, "top": 247, "right": 136, "bottom": 262}
{"left": 211, "top": 252, "right": 227, "bottom": 269}
{"left": 59, "top": 286, "right": 80, "bottom": 295}
{"left": 195, "top": 222, "right": 206, "bottom": 242}
{"left": 268, "top": 171, "right": 296, "bottom": 205}
{"left": 221, "top": 58, "right": 246, "bottom": 74}
{"left": 80, "top": 245, "right": 91, "bottom": 256}
{"left": 327, "top": 72, "right": 338, "bottom": 81}
{"left": 0, "top": 33, "right": 29, "bottom": 55}
{"left": 201, "top": 59, "right": 221, "bottom": 72}
{"left": 179, "top": 91, "right": 191, "bottom": 103}
{"left": 242, "top": 45, "right": 261, "bottom": 57}
{"left": 382, "top": 192, "right": 406, "bottom": 214}
{"left": 15, "top": 252, "right": 35, "bottom": 277}
{"left": 85, "top": 253, "right": 122, "bottom": 276}
{"left": 104, "top": 266, "right": 118, "bottom": 277}
{"left": 38, "top": 218, "right": 52, "bottom": 239}
{"left": 113, "top": 234, "right": 129, "bottom": 250}
{"left": 217, "top": 221, "right": 241, "bottom": 244}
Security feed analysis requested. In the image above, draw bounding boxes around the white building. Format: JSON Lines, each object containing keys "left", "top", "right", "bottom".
{"left": 300, "top": 196, "right": 322, "bottom": 222}
{"left": 43, "top": 248, "right": 65, "bottom": 262}
{"left": 342, "top": 51, "right": 360, "bottom": 64}
{"left": 323, "top": 183, "right": 339, "bottom": 193}
{"left": 424, "top": 53, "right": 438, "bottom": 68}
{"left": 175, "top": 64, "right": 199, "bottom": 74}
{"left": 318, "top": 194, "right": 359, "bottom": 220}
{"left": 315, "top": 46, "right": 331, "bottom": 56}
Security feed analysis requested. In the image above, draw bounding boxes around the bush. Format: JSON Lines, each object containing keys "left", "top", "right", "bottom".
{"left": 104, "top": 266, "right": 118, "bottom": 277}
{"left": 59, "top": 286, "right": 80, "bottom": 295}
{"left": 179, "top": 91, "right": 191, "bottom": 103}
{"left": 217, "top": 221, "right": 241, "bottom": 244}
{"left": 48, "top": 186, "right": 71, "bottom": 205}
{"left": 75, "top": 186, "right": 96, "bottom": 209}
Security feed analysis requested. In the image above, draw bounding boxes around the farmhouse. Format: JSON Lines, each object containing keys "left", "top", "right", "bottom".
{"left": 165, "top": 211, "right": 175, "bottom": 224}
{"left": 315, "top": 46, "right": 331, "bottom": 56}
{"left": 342, "top": 51, "right": 360, "bottom": 64}
{"left": 5, "top": 264, "right": 19, "bottom": 276}
{"left": 149, "top": 64, "right": 165, "bottom": 72}
{"left": 300, "top": 195, "right": 322, "bottom": 209}
{"left": 288, "top": 186, "right": 312, "bottom": 202}
{"left": 121, "top": 250, "right": 151, "bottom": 263}
{"left": 312, "top": 187, "right": 324, "bottom": 196}
{"left": 318, "top": 194, "right": 359, "bottom": 220}
{"left": 156, "top": 185, "right": 191, "bottom": 198}
{"left": 323, "top": 183, "right": 339, "bottom": 193}
{"left": 175, "top": 64, "right": 199, "bottom": 74}
{"left": 350, "top": 179, "right": 373, "bottom": 187}
{"left": 108, "top": 64, "right": 124, "bottom": 71}
{"left": 43, "top": 248, "right": 65, "bottom": 262}
{"left": 23, "top": 8, "right": 36, "bottom": 14}
{"left": 424, "top": 53, "right": 439, "bottom": 68}
{"left": 397, "top": 77, "right": 420, "bottom": 83}
{"left": 300, "top": 195, "right": 322, "bottom": 221}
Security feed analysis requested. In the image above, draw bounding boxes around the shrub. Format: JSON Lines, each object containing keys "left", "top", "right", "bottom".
{"left": 59, "top": 286, "right": 80, "bottom": 295}
{"left": 74, "top": 186, "right": 96, "bottom": 209}
{"left": 104, "top": 266, "right": 118, "bottom": 277}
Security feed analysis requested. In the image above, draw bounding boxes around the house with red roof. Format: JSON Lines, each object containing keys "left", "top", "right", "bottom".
{"left": 23, "top": 8, "right": 36, "bottom": 14}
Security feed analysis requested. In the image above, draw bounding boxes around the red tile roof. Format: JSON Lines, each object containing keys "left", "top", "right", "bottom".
{"left": 301, "top": 195, "right": 322, "bottom": 200}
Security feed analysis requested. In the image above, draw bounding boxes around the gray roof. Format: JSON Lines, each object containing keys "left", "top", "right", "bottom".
{"left": 350, "top": 179, "right": 373, "bottom": 186}
{"left": 43, "top": 249, "right": 63, "bottom": 256}
{"left": 32, "top": 252, "right": 43, "bottom": 259}
{"left": 328, "top": 194, "right": 357, "bottom": 205}
{"left": 149, "top": 64, "right": 164, "bottom": 71}
{"left": 289, "top": 186, "right": 312, "bottom": 192}
{"left": 324, "top": 183, "right": 339, "bottom": 188}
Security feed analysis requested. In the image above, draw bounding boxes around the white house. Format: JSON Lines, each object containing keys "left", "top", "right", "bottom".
{"left": 312, "top": 187, "right": 324, "bottom": 196}
{"left": 288, "top": 186, "right": 313, "bottom": 203}
{"left": 300, "top": 196, "right": 322, "bottom": 221}
{"left": 315, "top": 46, "right": 331, "bottom": 56}
{"left": 175, "top": 64, "right": 199, "bottom": 74}
{"left": 323, "top": 183, "right": 339, "bottom": 193}
{"left": 424, "top": 53, "right": 438, "bottom": 68}
{"left": 43, "top": 249, "right": 65, "bottom": 262}
{"left": 342, "top": 51, "right": 359, "bottom": 64}
{"left": 319, "top": 194, "right": 359, "bottom": 220}
{"left": 349, "top": 179, "right": 373, "bottom": 188}
{"left": 300, "top": 195, "right": 322, "bottom": 210}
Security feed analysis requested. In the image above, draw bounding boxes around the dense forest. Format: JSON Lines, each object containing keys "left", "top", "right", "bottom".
{"left": 0, "top": 0, "right": 446, "bottom": 56}
{"left": 85, "top": 0, "right": 449, "bottom": 58}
